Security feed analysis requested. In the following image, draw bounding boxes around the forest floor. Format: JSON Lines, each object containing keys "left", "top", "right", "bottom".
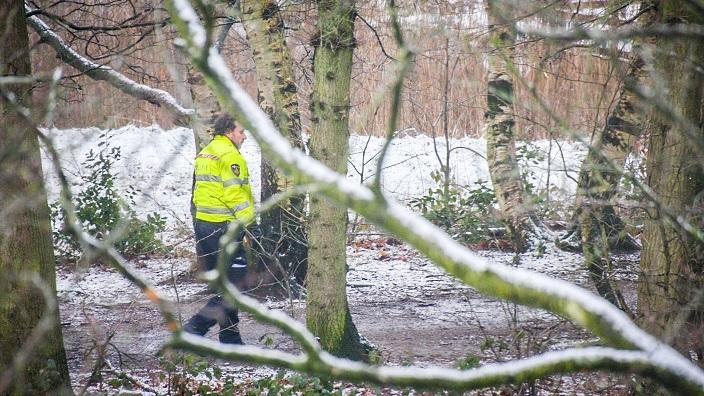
{"left": 42, "top": 126, "right": 641, "bottom": 394}
{"left": 57, "top": 231, "right": 640, "bottom": 395}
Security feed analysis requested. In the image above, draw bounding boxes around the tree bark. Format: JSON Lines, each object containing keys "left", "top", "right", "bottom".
{"left": 639, "top": 0, "right": 704, "bottom": 356}
{"left": 187, "top": 67, "right": 221, "bottom": 149}
{"left": 485, "top": 3, "right": 533, "bottom": 252}
{"left": 306, "top": 0, "right": 365, "bottom": 360}
{"left": 557, "top": 2, "right": 655, "bottom": 254}
{"left": 0, "top": 2, "right": 72, "bottom": 393}
{"left": 565, "top": 4, "right": 657, "bottom": 309}
{"left": 240, "top": 0, "right": 308, "bottom": 289}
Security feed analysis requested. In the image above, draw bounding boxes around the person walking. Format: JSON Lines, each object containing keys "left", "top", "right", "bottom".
{"left": 184, "top": 113, "right": 260, "bottom": 344}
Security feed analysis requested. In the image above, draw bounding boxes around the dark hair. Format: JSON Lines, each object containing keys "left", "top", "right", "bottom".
{"left": 213, "top": 113, "right": 237, "bottom": 135}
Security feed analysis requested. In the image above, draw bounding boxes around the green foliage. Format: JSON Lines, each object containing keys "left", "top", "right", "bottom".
{"left": 456, "top": 354, "right": 481, "bottom": 370}
{"left": 50, "top": 131, "right": 166, "bottom": 262}
{"left": 158, "top": 352, "right": 239, "bottom": 396}
{"left": 480, "top": 336, "right": 509, "bottom": 354}
{"left": 367, "top": 349, "right": 382, "bottom": 365}
{"left": 246, "top": 371, "right": 343, "bottom": 396}
{"left": 516, "top": 143, "right": 546, "bottom": 208}
{"left": 37, "top": 359, "right": 63, "bottom": 392}
{"left": 409, "top": 171, "right": 500, "bottom": 244}
{"left": 618, "top": 155, "right": 647, "bottom": 228}
{"left": 259, "top": 333, "right": 275, "bottom": 347}
{"left": 107, "top": 373, "right": 133, "bottom": 389}
{"left": 159, "top": 354, "right": 347, "bottom": 396}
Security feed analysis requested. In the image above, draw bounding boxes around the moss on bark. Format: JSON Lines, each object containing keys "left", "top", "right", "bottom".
{"left": 0, "top": 2, "right": 72, "bottom": 393}
{"left": 639, "top": 0, "right": 704, "bottom": 356}
{"left": 306, "top": 0, "right": 365, "bottom": 360}
{"left": 485, "top": 2, "right": 533, "bottom": 252}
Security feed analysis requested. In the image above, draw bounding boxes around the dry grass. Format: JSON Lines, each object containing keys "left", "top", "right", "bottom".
{"left": 30, "top": 0, "right": 625, "bottom": 141}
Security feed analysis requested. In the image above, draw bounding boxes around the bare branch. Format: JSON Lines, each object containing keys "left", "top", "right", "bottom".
{"left": 356, "top": 13, "right": 396, "bottom": 62}
{"left": 25, "top": 4, "right": 195, "bottom": 125}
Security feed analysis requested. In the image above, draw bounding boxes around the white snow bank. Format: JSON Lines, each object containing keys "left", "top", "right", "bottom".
{"left": 41, "top": 125, "right": 587, "bottom": 241}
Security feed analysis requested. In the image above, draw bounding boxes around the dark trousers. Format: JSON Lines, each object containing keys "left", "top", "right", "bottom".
{"left": 184, "top": 220, "right": 247, "bottom": 344}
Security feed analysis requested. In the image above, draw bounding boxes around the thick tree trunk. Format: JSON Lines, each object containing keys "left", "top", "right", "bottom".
{"left": 485, "top": 4, "right": 533, "bottom": 252}
{"left": 0, "top": 2, "right": 72, "bottom": 393}
{"left": 240, "top": 0, "right": 308, "bottom": 289}
{"left": 306, "top": 0, "right": 365, "bottom": 360}
{"left": 639, "top": 0, "right": 704, "bottom": 356}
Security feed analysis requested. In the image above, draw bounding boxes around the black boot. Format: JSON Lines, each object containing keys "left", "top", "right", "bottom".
{"left": 183, "top": 313, "right": 215, "bottom": 336}
{"left": 219, "top": 323, "right": 244, "bottom": 345}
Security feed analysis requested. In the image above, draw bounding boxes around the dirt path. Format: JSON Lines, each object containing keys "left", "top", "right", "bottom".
{"left": 58, "top": 241, "right": 639, "bottom": 393}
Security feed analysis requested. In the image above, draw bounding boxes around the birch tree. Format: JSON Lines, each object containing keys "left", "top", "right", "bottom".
{"left": 0, "top": 2, "right": 71, "bottom": 393}
{"left": 557, "top": 1, "right": 655, "bottom": 254}
{"left": 570, "top": 3, "right": 655, "bottom": 309}
{"left": 485, "top": 1, "right": 535, "bottom": 252}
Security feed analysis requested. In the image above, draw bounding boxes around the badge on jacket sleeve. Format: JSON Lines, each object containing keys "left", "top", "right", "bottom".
{"left": 231, "top": 164, "right": 240, "bottom": 177}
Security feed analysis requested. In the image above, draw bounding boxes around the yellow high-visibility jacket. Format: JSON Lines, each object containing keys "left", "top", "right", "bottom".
{"left": 192, "top": 135, "right": 255, "bottom": 224}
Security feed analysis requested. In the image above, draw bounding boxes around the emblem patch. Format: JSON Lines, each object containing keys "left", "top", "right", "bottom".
{"left": 231, "top": 164, "right": 240, "bottom": 177}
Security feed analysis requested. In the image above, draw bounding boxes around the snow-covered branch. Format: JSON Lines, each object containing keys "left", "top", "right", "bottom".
{"left": 172, "top": 333, "right": 690, "bottom": 392}
{"left": 25, "top": 4, "right": 195, "bottom": 125}
{"left": 164, "top": 0, "right": 704, "bottom": 392}
{"left": 172, "top": 250, "right": 702, "bottom": 392}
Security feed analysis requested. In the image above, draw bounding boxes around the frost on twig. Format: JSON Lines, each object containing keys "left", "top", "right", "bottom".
{"left": 25, "top": 4, "right": 195, "bottom": 125}
{"left": 162, "top": 0, "right": 704, "bottom": 393}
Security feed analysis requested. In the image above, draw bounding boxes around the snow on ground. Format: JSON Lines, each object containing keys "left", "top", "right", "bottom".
{"left": 42, "top": 125, "right": 623, "bottom": 394}
{"left": 42, "top": 124, "right": 587, "bottom": 244}
{"left": 43, "top": 123, "right": 592, "bottom": 319}
{"left": 54, "top": 235, "right": 637, "bottom": 393}
{"left": 55, "top": 258, "right": 201, "bottom": 306}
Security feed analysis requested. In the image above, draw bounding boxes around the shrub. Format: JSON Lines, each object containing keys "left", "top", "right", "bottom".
{"left": 409, "top": 171, "right": 500, "bottom": 244}
{"left": 50, "top": 131, "right": 166, "bottom": 262}
{"left": 247, "top": 372, "right": 342, "bottom": 396}
{"left": 516, "top": 142, "right": 568, "bottom": 220}
{"left": 456, "top": 353, "right": 481, "bottom": 370}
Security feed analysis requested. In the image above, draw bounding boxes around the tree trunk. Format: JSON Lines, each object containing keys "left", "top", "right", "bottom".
{"left": 566, "top": 4, "right": 657, "bottom": 309}
{"left": 0, "top": 2, "right": 72, "bottom": 393}
{"left": 558, "top": 3, "right": 655, "bottom": 254}
{"left": 187, "top": 67, "right": 222, "bottom": 149}
{"left": 240, "top": 0, "right": 308, "bottom": 289}
{"left": 306, "top": 0, "right": 365, "bottom": 360}
{"left": 639, "top": 0, "right": 704, "bottom": 357}
{"left": 484, "top": 3, "right": 533, "bottom": 252}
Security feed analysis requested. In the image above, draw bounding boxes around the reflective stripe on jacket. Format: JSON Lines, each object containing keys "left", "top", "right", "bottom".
{"left": 192, "top": 135, "right": 255, "bottom": 224}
